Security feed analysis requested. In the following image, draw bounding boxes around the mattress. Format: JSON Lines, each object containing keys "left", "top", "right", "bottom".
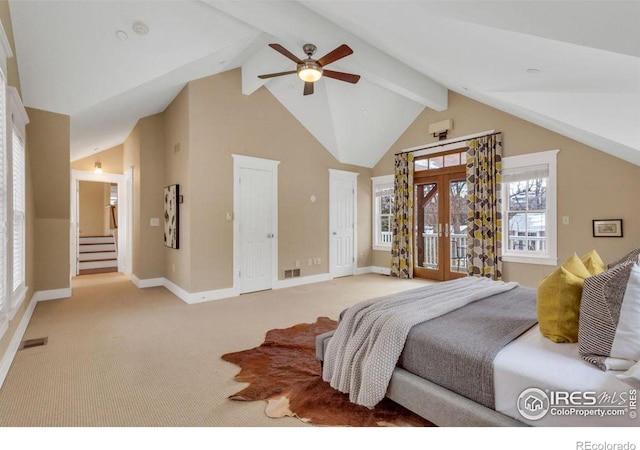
{"left": 494, "top": 325, "right": 639, "bottom": 427}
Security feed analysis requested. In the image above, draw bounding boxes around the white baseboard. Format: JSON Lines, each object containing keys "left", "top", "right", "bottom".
{"left": 32, "top": 287, "right": 72, "bottom": 302}
{"left": 273, "top": 273, "right": 332, "bottom": 289}
{"left": 134, "top": 272, "right": 343, "bottom": 305}
{"left": 355, "top": 266, "right": 390, "bottom": 275}
{"left": 370, "top": 266, "right": 391, "bottom": 275}
{"left": 183, "top": 285, "right": 241, "bottom": 305}
{"left": 0, "top": 293, "right": 38, "bottom": 389}
{"left": 130, "top": 275, "right": 163, "bottom": 288}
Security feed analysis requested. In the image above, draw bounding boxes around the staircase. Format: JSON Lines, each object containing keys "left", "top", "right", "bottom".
{"left": 78, "top": 235, "right": 118, "bottom": 275}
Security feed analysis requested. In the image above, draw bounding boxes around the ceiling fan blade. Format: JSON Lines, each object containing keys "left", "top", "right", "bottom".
{"left": 257, "top": 70, "right": 297, "bottom": 79}
{"left": 269, "top": 43, "right": 303, "bottom": 64}
{"left": 317, "top": 44, "right": 353, "bottom": 67}
{"left": 303, "top": 81, "right": 314, "bottom": 96}
{"left": 322, "top": 70, "right": 361, "bottom": 84}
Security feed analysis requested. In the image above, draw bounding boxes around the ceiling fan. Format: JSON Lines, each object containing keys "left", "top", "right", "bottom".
{"left": 258, "top": 43, "right": 361, "bottom": 96}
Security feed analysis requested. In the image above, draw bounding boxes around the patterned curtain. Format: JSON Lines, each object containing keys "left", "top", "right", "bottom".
{"left": 390, "top": 153, "right": 414, "bottom": 278}
{"left": 466, "top": 134, "right": 503, "bottom": 280}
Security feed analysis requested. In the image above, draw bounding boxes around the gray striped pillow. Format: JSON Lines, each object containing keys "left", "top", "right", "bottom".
{"left": 578, "top": 260, "right": 637, "bottom": 370}
{"left": 608, "top": 247, "right": 640, "bottom": 269}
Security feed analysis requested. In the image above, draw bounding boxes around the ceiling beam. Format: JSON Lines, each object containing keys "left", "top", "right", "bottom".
{"left": 202, "top": 0, "right": 448, "bottom": 110}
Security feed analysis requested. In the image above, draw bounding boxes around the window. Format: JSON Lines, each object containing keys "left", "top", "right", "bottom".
{"left": 12, "top": 128, "right": 25, "bottom": 295}
{"left": 371, "top": 175, "right": 394, "bottom": 251}
{"left": 0, "top": 70, "right": 6, "bottom": 333}
{"left": 502, "top": 149, "right": 559, "bottom": 266}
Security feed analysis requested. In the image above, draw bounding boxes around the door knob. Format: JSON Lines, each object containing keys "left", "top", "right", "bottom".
{"left": 267, "top": 233, "right": 274, "bottom": 238}
{"left": 332, "top": 232, "right": 337, "bottom": 235}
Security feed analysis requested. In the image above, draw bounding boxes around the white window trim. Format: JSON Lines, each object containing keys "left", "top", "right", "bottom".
{"left": 8, "top": 87, "right": 29, "bottom": 316}
{"left": 372, "top": 174, "right": 394, "bottom": 251}
{"left": 502, "top": 149, "right": 559, "bottom": 266}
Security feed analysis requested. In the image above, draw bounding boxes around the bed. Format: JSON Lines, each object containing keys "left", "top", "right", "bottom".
{"left": 316, "top": 277, "right": 639, "bottom": 427}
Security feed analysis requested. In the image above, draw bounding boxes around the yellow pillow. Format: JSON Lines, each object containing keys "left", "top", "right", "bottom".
{"left": 537, "top": 253, "right": 592, "bottom": 343}
{"left": 581, "top": 249, "right": 606, "bottom": 276}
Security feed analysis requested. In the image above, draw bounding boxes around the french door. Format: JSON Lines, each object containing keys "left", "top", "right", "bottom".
{"left": 414, "top": 171, "right": 468, "bottom": 281}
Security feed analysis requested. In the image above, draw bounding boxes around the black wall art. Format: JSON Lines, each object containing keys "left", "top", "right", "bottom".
{"left": 164, "top": 184, "right": 179, "bottom": 249}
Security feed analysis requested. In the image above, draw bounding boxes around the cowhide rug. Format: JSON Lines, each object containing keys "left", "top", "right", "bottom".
{"left": 221, "top": 316, "right": 434, "bottom": 427}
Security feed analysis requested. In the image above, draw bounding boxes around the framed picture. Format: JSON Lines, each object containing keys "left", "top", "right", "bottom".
{"left": 592, "top": 219, "right": 623, "bottom": 238}
{"left": 164, "top": 184, "right": 179, "bottom": 249}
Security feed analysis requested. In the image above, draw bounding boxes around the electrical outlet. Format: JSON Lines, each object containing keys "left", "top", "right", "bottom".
{"left": 295, "top": 260, "right": 300, "bottom": 268}
{"left": 308, "top": 259, "right": 312, "bottom": 266}
{"left": 317, "top": 258, "right": 321, "bottom": 265}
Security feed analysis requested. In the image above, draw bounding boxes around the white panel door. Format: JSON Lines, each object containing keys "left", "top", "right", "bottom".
{"left": 330, "top": 170, "right": 357, "bottom": 278}
{"left": 239, "top": 167, "right": 274, "bottom": 293}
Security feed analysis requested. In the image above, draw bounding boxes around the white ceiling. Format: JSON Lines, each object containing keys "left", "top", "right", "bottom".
{"left": 8, "top": 1, "right": 640, "bottom": 167}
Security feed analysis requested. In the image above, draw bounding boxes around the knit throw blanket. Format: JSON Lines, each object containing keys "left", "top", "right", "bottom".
{"left": 322, "top": 277, "right": 519, "bottom": 408}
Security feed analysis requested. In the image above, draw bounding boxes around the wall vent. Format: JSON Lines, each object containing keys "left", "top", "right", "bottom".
{"left": 284, "top": 269, "right": 301, "bottom": 279}
{"left": 18, "top": 337, "right": 48, "bottom": 350}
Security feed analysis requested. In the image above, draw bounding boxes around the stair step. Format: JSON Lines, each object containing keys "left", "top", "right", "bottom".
{"left": 79, "top": 243, "right": 115, "bottom": 252}
{"left": 79, "top": 267, "right": 118, "bottom": 275}
{"left": 79, "top": 260, "right": 118, "bottom": 270}
{"left": 79, "top": 236, "right": 114, "bottom": 244}
{"left": 79, "top": 251, "right": 117, "bottom": 261}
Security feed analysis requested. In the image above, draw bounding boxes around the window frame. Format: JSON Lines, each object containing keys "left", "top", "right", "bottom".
{"left": 502, "top": 149, "right": 559, "bottom": 266}
{"left": 371, "top": 174, "right": 394, "bottom": 251}
{"left": 7, "top": 86, "right": 29, "bottom": 319}
{"left": 0, "top": 70, "right": 7, "bottom": 338}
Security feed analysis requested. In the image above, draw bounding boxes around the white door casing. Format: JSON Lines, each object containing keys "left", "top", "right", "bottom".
{"left": 233, "top": 155, "right": 280, "bottom": 294}
{"left": 70, "top": 169, "right": 131, "bottom": 280}
{"left": 329, "top": 169, "right": 358, "bottom": 278}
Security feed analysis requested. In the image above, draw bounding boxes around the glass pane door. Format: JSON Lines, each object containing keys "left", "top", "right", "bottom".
{"left": 414, "top": 181, "right": 443, "bottom": 280}
{"left": 448, "top": 178, "right": 468, "bottom": 277}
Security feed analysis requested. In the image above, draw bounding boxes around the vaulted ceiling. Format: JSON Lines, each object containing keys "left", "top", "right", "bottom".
{"left": 8, "top": 1, "right": 640, "bottom": 167}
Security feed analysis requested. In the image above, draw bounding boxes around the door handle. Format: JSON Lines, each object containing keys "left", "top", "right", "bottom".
{"left": 445, "top": 223, "right": 449, "bottom": 238}
{"left": 267, "top": 233, "right": 274, "bottom": 238}
{"left": 438, "top": 223, "right": 442, "bottom": 237}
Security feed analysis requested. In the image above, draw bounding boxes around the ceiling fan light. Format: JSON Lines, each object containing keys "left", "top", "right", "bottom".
{"left": 298, "top": 62, "right": 323, "bottom": 82}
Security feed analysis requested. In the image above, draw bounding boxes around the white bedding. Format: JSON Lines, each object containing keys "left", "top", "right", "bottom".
{"left": 494, "top": 325, "right": 639, "bottom": 427}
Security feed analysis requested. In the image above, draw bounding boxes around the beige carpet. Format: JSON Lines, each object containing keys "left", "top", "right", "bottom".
{"left": 0, "top": 272, "right": 431, "bottom": 427}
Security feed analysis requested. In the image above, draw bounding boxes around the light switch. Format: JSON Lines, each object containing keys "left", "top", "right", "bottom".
{"left": 562, "top": 216, "right": 570, "bottom": 225}
{"left": 150, "top": 218, "right": 160, "bottom": 227}
{"left": 226, "top": 212, "right": 233, "bottom": 221}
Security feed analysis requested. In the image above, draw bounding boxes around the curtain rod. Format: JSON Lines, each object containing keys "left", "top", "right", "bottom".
{"left": 394, "top": 131, "right": 501, "bottom": 156}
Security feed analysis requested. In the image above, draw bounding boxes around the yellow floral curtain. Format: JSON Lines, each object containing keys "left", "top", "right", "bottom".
{"left": 466, "top": 134, "right": 503, "bottom": 280}
{"left": 390, "top": 153, "right": 414, "bottom": 279}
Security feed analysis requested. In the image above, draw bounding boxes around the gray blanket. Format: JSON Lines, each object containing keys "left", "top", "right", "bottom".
{"left": 398, "top": 286, "right": 538, "bottom": 409}
{"left": 322, "top": 277, "right": 518, "bottom": 408}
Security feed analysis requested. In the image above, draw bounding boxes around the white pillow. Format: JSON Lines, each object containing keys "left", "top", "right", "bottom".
{"left": 610, "top": 263, "right": 640, "bottom": 364}
{"left": 617, "top": 360, "right": 640, "bottom": 389}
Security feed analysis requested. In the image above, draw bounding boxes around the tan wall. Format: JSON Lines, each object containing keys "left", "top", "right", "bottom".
{"left": 187, "top": 69, "right": 372, "bottom": 292}
{"left": 373, "top": 91, "right": 640, "bottom": 287}
{"left": 123, "top": 114, "right": 166, "bottom": 280}
{"left": 71, "top": 144, "right": 123, "bottom": 174}
{"left": 78, "top": 181, "right": 106, "bottom": 236}
{"left": 163, "top": 86, "right": 191, "bottom": 290}
{"left": 26, "top": 107, "right": 71, "bottom": 291}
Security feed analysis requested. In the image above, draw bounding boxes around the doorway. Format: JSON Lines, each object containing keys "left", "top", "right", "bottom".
{"left": 70, "top": 168, "right": 131, "bottom": 280}
{"left": 232, "top": 155, "right": 280, "bottom": 294}
{"left": 413, "top": 149, "right": 468, "bottom": 281}
{"left": 329, "top": 169, "right": 358, "bottom": 278}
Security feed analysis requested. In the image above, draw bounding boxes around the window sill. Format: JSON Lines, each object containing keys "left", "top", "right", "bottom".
{"left": 372, "top": 245, "right": 392, "bottom": 252}
{"left": 503, "top": 254, "right": 557, "bottom": 266}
